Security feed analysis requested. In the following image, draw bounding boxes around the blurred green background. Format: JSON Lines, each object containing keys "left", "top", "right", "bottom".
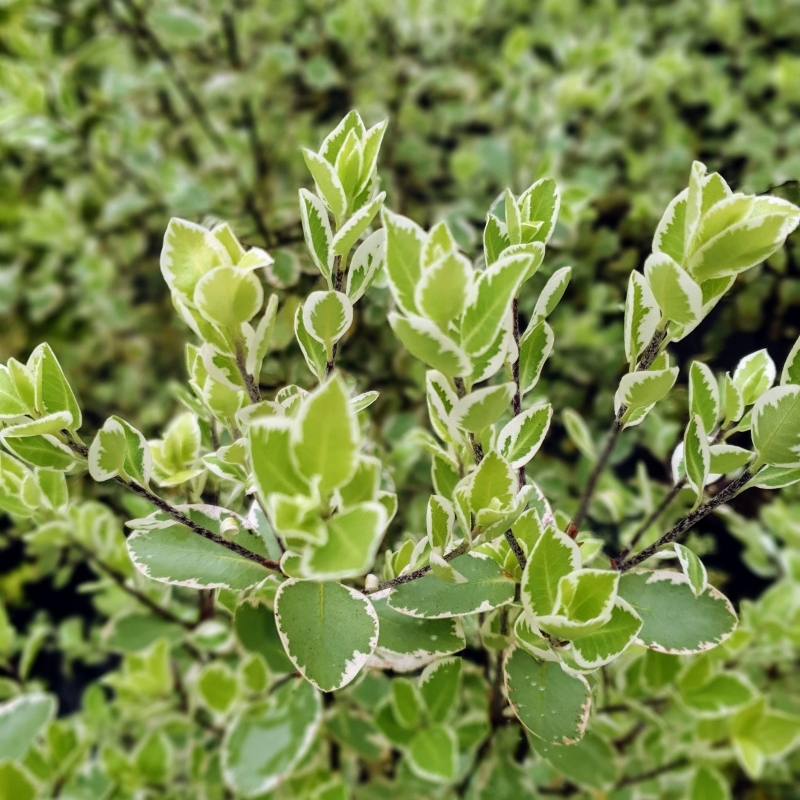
{"left": 2, "top": 0, "right": 799, "bottom": 436}
{"left": 2, "top": 0, "right": 800, "bottom": 795}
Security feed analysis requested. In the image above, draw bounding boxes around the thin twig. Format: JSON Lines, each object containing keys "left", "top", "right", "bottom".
{"left": 615, "top": 469, "right": 754, "bottom": 571}
{"left": 234, "top": 341, "right": 262, "bottom": 404}
{"left": 616, "top": 757, "right": 689, "bottom": 787}
{"left": 616, "top": 423, "right": 732, "bottom": 562}
{"left": 326, "top": 256, "right": 346, "bottom": 378}
{"left": 366, "top": 540, "right": 470, "bottom": 594}
{"left": 63, "top": 435, "right": 281, "bottom": 572}
{"left": 566, "top": 326, "right": 669, "bottom": 537}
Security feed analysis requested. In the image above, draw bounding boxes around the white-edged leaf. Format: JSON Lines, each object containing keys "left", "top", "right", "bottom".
{"left": 751, "top": 384, "right": 800, "bottom": 468}
{"left": 415, "top": 250, "right": 473, "bottom": 331}
{"left": 644, "top": 253, "right": 702, "bottom": 326}
{"left": 733, "top": 349, "right": 776, "bottom": 406}
{"left": 346, "top": 229, "right": 385, "bottom": 303}
{"left": 274, "top": 579, "right": 378, "bottom": 691}
{"left": 689, "top": 361, "right": 719, "bottom": 433}
{"left": 518, "top": 320, "right": 554, "bottom": 395}
{"left": 302, "top": 148, "right": 347, "bottom": 223}
{"left": 684, "top": 414, "right": 710, "bottom": 503}
{"left": 451, "top": 382, "right": 515, "bottom": 433}
{"left": 531, "top": 266, "right": 572, "bottom": 326}
{"left": 498, "top": 404, "right": 552, "bottom": 469}
{"left": 521, "top": 526, "right": 580, "bottom": 618}
{"left": 781, "top": 335, "right": 800, "bottom": 386}
{"left": 389, "top": 313, "right": 470, "bottom": 377}
{"left": 303, "top": 291, "right": 353, "bottom": 357}
{"left": 673, "top": 543, "right": 707, "bottom": 597}
{"left": 331, "top": 192, "right": 385, "bottom": 256}
{"left": 382, "top": 208, "right": 425, "bottom": 315}
{"left": 299, "top": 188, "right": 333, "bottom": 284}
{"left": 624, "top": 272, "right": 660, "bottom": 366}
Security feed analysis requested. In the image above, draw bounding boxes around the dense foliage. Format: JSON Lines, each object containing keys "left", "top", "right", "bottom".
{"left": 2, "top": 1, "right": 800, "bottom": 798}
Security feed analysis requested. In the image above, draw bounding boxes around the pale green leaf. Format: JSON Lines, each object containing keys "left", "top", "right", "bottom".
{"left": 623, "top": 272, "right": 659, "bottom": 366}
{"left": 0, "top": 693, "right": 55, "bottom": 760}
{"left": 302, "top": 148, "right": 347, "bottom": 223}
{"left": 644, "top": 253, "right": 702, "bottom": 325}
{"left": 451, "top": 382, "right": 514, "bottom": 433}
{"left": 521, "top": 526, "right": 580, "bottom": 618}
{"left": 415, "top": 251, "right": 473, "bottom": 331}
{"left": 617, "top": 570, "right": 737, "bottom": 654}
{"left": 194, "top": 266, "right": 263, "bottom": 328}
{"left": 346, "top": 229, "right": 385, "bottom": 303}
{"left": 518, "top": 320, "right": 554, "bottom": 395}
{"left": 531, "top": 266, "right": 572, "bottom": 326}
{"left": 751, "top": 385, "right": 800, "bottom": 467}
{"left": 382, "top": 208, "right": 425, "bottom": 315}
{"left": 673, "top": 543, "right": 707, "bottom": 597}
{"left": 689, "top": 361, "right": 719, "bottom": 434}
{"left": 407, "top": 725, "right": 458, "bottom": 783}
{"left": 299, "top": 188, "right": 333, "bottom": 283}
{"left": 389, "top": 312, "right": 470, "bottom": 377}
{"left": 497, "top": 403, "right": 552, "bottom": 469}
{"left": 303, "top": 291, "right": 353, "bottom": 357}
{"left": 733, "top": 349, "right": 776, "bottom": 406}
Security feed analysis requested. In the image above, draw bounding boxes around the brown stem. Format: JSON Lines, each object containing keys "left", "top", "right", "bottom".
{"left": 616, "top": 757, "right": 689, "bottom": 788}
{"left": 615, "top": 469, "right": 754, "bottom": 571}
{"left": 326, "top": 255, "right": 345, "bottom": 378}
{"left": 367, "top": 540, "right": 470, "bottom": 594}
{"left": 565, "top": 326, "right": 669, "bottom": 537}
{"left": 616, "top": 422, "right": 732, "bottom": 562}
{"left": 234, "top": 341, "right": 262, "bottom": 404}
{"left": 63, "top": 436, "right": 281, "bottom": 572}
{"left": 501, "top": 296, "right": 527, "bottom": 569}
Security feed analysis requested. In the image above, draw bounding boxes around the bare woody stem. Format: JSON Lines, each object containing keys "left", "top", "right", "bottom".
{"left": 63, "top": 436, "right": 282, "bottom": 573}
{"left": 326, "top": 255, "right": 345, "bottom": 378}
{"left": 234, "top": 341, "right": 262, "bottom": 404}
{"left": 616, "top": 422, "right": 732, "bottom": 562}
{"left": 503, "top": 297, "right": 527, "bottom": 570}
{"left": 366, "top": 540, "right": 470, "bottom": 594}
{"left": 566, "top": 326, "right": 669, "bottom": 537}
{"left": 615, "top": 468, "right": 754, "bottom": 571}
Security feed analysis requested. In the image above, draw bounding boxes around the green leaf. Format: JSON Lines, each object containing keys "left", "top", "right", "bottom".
{"left": 416, "top": 251, "right": 473, "bottom": 331}
{"left": 275, "top": 580, "right": 378, "bottom": 691}
{"left": 451, "top": 382, "right": 515, "bottom": 433}
{"left": 370, "top": 595, "right": 465, "bottom": 672}
{"left": 0, "top": 452, "right": 40, "bottom": 517}
{"left": 498, "top": 404, "right": 552, "bottom": 469}
{"left": 690, "top": 766, "right": 729, "bottom": 800}
{"left": 391, "top": 677, "right": 421, "bottom": 728}
{"left": 427, "top": 495, "right": 454, "bottom": 551}
{"left": 644, "top": 253, "right": 702, "bottom": 325}
{"left": 689, "top": 361, "right": 719, "bottom": 434}
{"left": 382, "top": 208, "right": 425, "bottom": 315}
{"left": 299, "top": 188, "right": 333, "bottom": 283}
{"left": 222, "top": 678, "right": 321, "bottom": 796}
{"left": 0, "top": 366, "right": 29, "bottom": 420}
{"left": 518, "top": 320, "right": 554, "bottom": 395}
{"left": 2, "top": 434, "right": 77, "bottom": 471}
{"left": 623, "top": 272, "right": 659, "bottom": 366}
{"left": 89, "top": 416, "right": 151, "bottom": 485}
{"left": 194, "top": 266, "right": 263, "bottom": 328}
{"left": 504, "top": 648, "right": 591, "bottom": 744}
{"left": 653, "top": 188, "right": 687, "bottom": 264}
{"left": 407, "top": 725, "right": 458, "bottom": 784}
{"left": 234, "top": 598, "right": 294, "bottom": 674}
{"left": 520, "top": 178, "right": 560, "bottom": 243}
{"left": 302, "top": 148, "right": 347, "bottom": 223}
{"left": 723, "top": 372, "right": 745, "bottom": 424}
{"left": 521, "top": 526, "right": 580, "bottom": 617}
{"left": 294, "top": 304, "right": 328, "bottom": 381}
{"left": 568, "top": 598, "right": 642, "bottom": 669}
{"left": 292, "top": 374, "right": 359, "bottom": 494}
{"left": 160, "top": 217, "right": 229, "bottom": 303}
{"left": 334, "top": 129, "right": 363, "bottom": 201}
{"left": 1, "top": 411, "right": 72, "bottom": 437}
{"left": 346, "top": 229, "right": 385, "bottom": 303}
{"left": 684, "top": 414, "right": 710, "bottom": 503}
{"left": 469, "top": 450, "right": 516, "bottom": 512}
{"left": 688, "top": 205, "right": 799, "bottom": 282}
{"left": 387, "top": 553, "right": 515, "bottom": 618}
{"left": 749, "top": 464, "right": 800, "bottom": 489}
{"left": 198, "top": 662, "right": 238, "bottom": 714}
{"left": 681, "top": 673, "right": 756, "bottom": 717}
{"left": 136, "top": 730, "right": 172, "bottom": 784}
{"left": 0, "top": 763, "right": 36, "bottom": 800}
{"left": 30, "top": 343, "right": 81, "bottom": 429}
{"left": 461, "top": 253, "right": 533, "bottom": 356}
{"left": 302, "top": 502, "right": 387, "bottom": 580}
{"left": 751, "top": 385, "right": 800, "bottom": 467}
{"left": 332, "top": 192, "right": 385, "bottom": 256}
{"left": 528, "top": 731, "right": 619, "bottom": 791}
{"left": 733, "top": 349, "right": 776, "bottom": 406}
{"left": 303, "top": 291, "right": 353, "bottom": 358}
{"left": 419, "top": 658, "right": 462, "bottom": 723}
{"left": 127, "top": 511, "right": 269, "bottom": 590}
{"left": 617, "top": 570, "right": 737, "bottom": 654}
{"left": 530, "top": 266, "right": 572, "bottom": 326}
{"left": 483, "top": 214, "right": 509, "bottom": 266}
{"left": 389, "top": 313, "right": 470, "bottom": 377}
{"left": 617, "top": 367, "right": 678, "bottom": 415}
{"left": 0, "top": 694, "right": 55, "bottom": 760}
{"left": 249, "top": 418, "right": 310, "bottom": 499}
{"left": 562, "top": 408, "right": 596, "bottom": 460}
{"left": 781, "top": 335, "right": 800, "bottom": 386}
{"left": 673, "top": 543, "right": 707, "bottom": 597}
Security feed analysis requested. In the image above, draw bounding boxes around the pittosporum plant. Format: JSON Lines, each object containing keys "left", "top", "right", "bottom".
{"left": 1, "top": 111, "right": 800, "bottom": 798}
